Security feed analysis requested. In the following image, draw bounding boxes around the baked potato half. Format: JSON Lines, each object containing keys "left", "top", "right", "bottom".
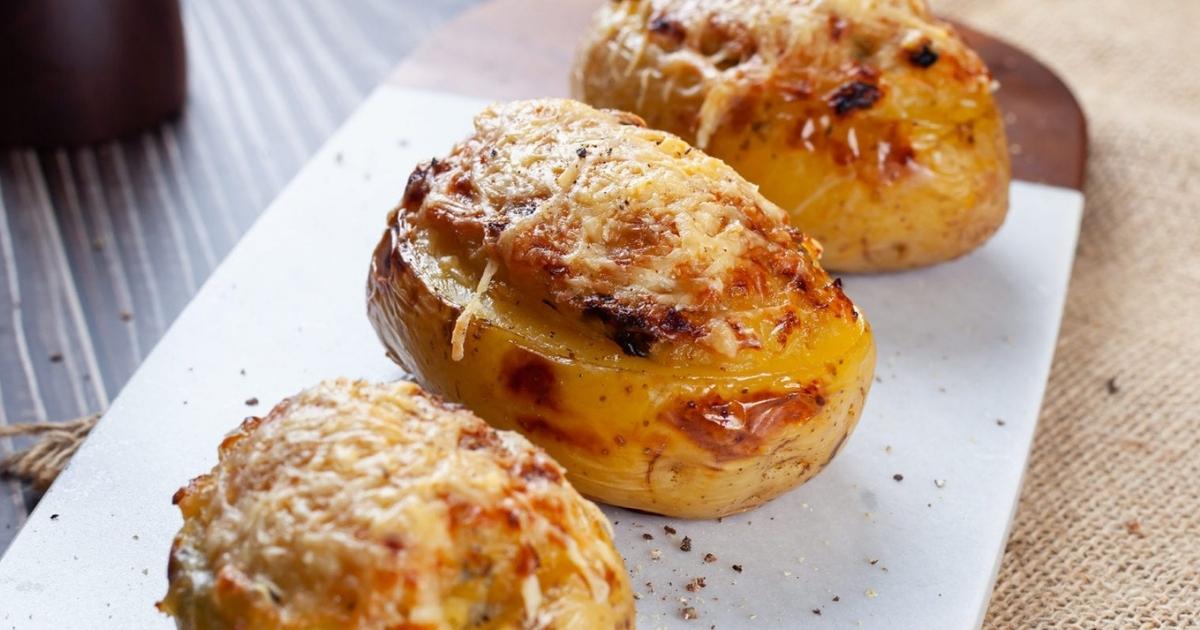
{"left": 367, "top": 99, "right": 874, "bottom": 518}
{"left": 572, "top": 0, "right": 1010, "bottom": 271}
{"left": 158, "top": 379, "right": 633, "bottom": 629}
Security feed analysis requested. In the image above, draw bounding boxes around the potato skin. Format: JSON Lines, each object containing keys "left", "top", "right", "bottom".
{"left": 370, "top": 234, "right": 873, "bottom": 518}
{"left": 367, "top": 100, "right": 874, "bottom": 519}
{"left": 572, "top": 0, "right": 1010, "bottom": 271}
{"left": 158, "top": 380, "right": 633, "bottom": 630}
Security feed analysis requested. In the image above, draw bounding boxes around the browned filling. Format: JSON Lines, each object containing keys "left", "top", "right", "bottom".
{"left": 659, "top": 384, "right": 825, "bottom": 461}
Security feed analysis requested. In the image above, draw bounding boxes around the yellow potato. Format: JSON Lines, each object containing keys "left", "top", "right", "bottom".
{"left": 573, "top": 0, "right": 1010, "bottom": 271}
{"left": 367, "top": 99, "right": 874, "bottom": 518}
{"left": 159, "top": 379, "right": 633, "bottom": 629}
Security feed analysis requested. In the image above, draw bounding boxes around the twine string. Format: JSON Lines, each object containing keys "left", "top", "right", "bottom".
{"left": 0, "top": 414, "right": 99, "bottom": 491}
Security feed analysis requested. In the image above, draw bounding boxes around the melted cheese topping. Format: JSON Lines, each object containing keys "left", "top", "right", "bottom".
{"left": 159, "top": 380, "right": 632, "bottom": 629}
{"left": 401, "top": 99, "right": 841, "bottom": 357}
{"left": 451, "top": 258, "right": 498, "bottom": 361}
{"left": 576, "top": 0, "right": 996, "bottom": 161}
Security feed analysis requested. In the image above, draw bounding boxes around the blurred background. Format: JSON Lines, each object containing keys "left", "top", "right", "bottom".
{"left": 0, "top": 0, "right": 474, "bottom": 550}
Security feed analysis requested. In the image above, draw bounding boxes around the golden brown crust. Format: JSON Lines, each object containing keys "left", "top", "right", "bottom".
{"left": 158, "top": 380, "right": 634, "bottom": 629}
{"left": 396, "top": 98, "right": 850, "bottom": 360}
{"left": 573, "top": 0, "right": 1011, "bottom": 271}
{"left": 367, "top": 99, "right": 876, "bottom": 518}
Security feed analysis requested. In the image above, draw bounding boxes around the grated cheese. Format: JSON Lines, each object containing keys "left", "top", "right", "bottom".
{"left": 450, "top": 258, "right": 498, "bottom": 361}
{"left": 406, "top": 99, "right": 832, "bottom": 357}
{"left": 160, "top": 380, "right": 632, "bottom": 626}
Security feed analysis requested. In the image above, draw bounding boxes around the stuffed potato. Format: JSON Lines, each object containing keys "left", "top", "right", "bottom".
{"left": 158, "top": 379, "right": 633, "bottom": 629}
{"left": 367, "top": 99, "right": 874, "bottom": 518}
{"left": 572, "top": 0, "right": 1010, "bottom": 271}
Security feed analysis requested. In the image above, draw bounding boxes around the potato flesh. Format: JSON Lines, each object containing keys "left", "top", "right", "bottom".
{"left": 369, "top": 225, "right": 875, "bottom": 519}
{"left": 572, "top": 0, "right": 1011, "bottom": 271}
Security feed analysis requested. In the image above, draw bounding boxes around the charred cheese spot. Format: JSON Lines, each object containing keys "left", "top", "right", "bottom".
{"left": 907, "top": 43, "right": 939, "bottom": 68}
{"left": 827, "top": 80, "right": 883, "bottom": 116}
{"left": 581, "top": 293, "right": 698, "bottom": 357}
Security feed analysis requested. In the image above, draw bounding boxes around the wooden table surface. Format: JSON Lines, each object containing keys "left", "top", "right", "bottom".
{"left": 0, "top": 0, "right": 478, "bottom": 554}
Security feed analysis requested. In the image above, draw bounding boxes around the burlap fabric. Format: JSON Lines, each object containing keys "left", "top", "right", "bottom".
{"left": 934, "top": 1, "right": 1200, "bottom": 627}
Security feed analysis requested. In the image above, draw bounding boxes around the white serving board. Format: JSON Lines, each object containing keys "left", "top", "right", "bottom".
{"left": 0, "top": 87, "right": 1082, "bottom": 629}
